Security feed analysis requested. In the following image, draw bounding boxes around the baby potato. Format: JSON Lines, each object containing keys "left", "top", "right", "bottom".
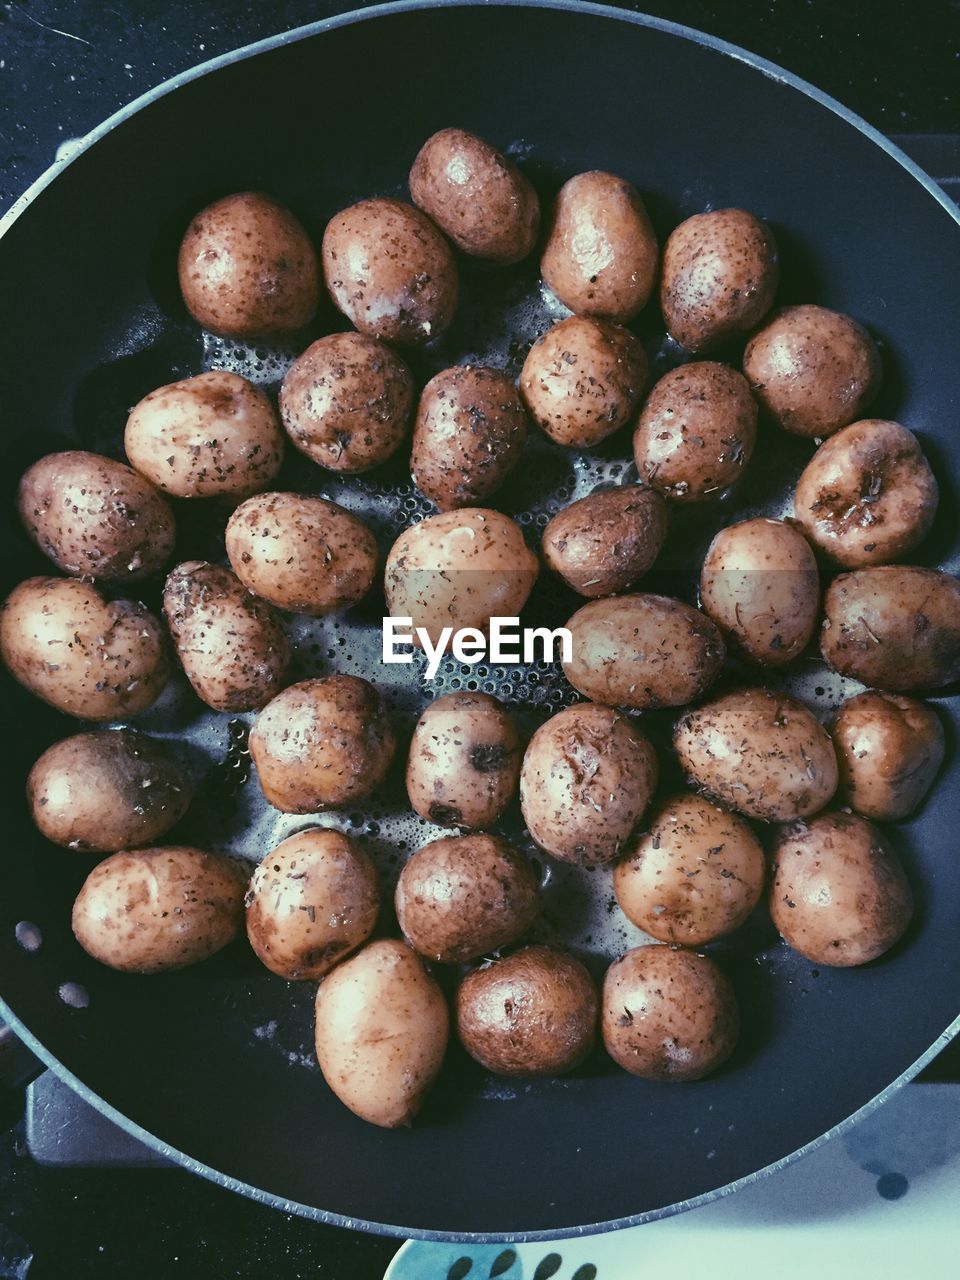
{"left": 833, "top": 691, "right": 945, "bottom": 821}
{"left": 793, "top": 419, "right": 938, "bottom": 567}
{"left": 18, "top": 451, "right": 175, "bottom": 582}
{"left": 614, "top": 794, "right": 765, "bottom": 945}
{"left": 279, "top": 332, "right": 414, "bottom": 474}
{"left": 178, "top": 191, "right": 319, "bottom": 337}
{"left": 743, "top": 305, "right": 881, "bottom": 439}
{"left": 314, "top": 939, "right": 449, "bottom": 1129}
{"left": 411, "top": 365, "right": 527, "bottom": 510}
{"left": 770, "top": 812, "right": 913, "bottom": 966}
{"left": 125, "top": 371, "right": 284, "bottom": 499}
{"left": 249, "top": 676, "right": 396, "bottom": 813}
{"left": 409, "top": 127, "right": 539, "bottom": 265}
{"left": 820, "top": 566, "right": 960, "bottom": 691}
{"left": 542, "top": 485, "right": 667, "bottom": 598}
{"left": 456, "top": 945, "right": 598, "bottom": 1077}
{"left": 541, "top": 171, "right": 658, "bottom": 321}
{"left": 27, "top": 729, "right": 191, "bottom": 852}
{"left": 633, "top": 362, "right": 757, "bottom": 502}
{"left": 72, "top": 847, "right": 247, "bottom": 974}
{"left": 406, "top": 691, "right": 520, "bottom": 829}
{"left": 661, "top": 208, "right": 779, "bottom": 352}
{"left": 602, "top": 945, "right": 739, "bottom": 1081}
{"left": 395, "top": 833, "right": 539, "bottom": 964}
{"left": 245, "top": 828, "right": 379, "bottom": 980}
{"left": 225, "top": 491, "right": 377, "bottom": 616}
{"left": 520, "top": 703, "right": 658, "bottom": 867}
{"left": 322, "top": 197, "right": 458, "bottom": 345}
{"left": 519, "top": 316, "right": 649, "bottom": 448}
{"left": 563, "top": 594, "right": 725, "bottom": 710}
{"left": 699, "top": 517, "right": 820, "bottom": 665}
{"left": 0, "top": 577, "right": 169, "bottom": 721}
{"left": 163, "top": 561, "right": 290, "bottom": 712}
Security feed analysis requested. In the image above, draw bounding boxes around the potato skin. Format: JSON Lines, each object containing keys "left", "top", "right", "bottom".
{"left": 833, "top": 691, "right": 945, "bottom": 821}
{"left": 542, "top": 485, "right": 667, "bottom": 598}
{"left": 770, "top": 813, "right": 913, "bottom": 967}
{"left": 456, "top": 945, "right": 598, "bottom": 1077}
{"left": 602, "top": 945, "right": 739, "bottom": 1081}
{"left": 178, "top": 191, "right": 319, "bottom": 337}
{"left": 409, "top": 127, "right": 539, "bottom": 265}
{"left": 72, "top": 847, "right": 247, "bottom": 974}
{"left": 27, "top": 729, "right": 191, "bottom": 853}
{"left": 163, "top": 561, "right": 290, "bottom": 712}
{"left": 245, "top": 828, "right": 379, "bottom": 980}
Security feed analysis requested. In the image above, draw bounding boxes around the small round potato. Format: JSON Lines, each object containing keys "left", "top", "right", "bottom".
{"left": 72, "top": 847, "right": 247, "bottom": 974}
{"left": 563, "top": 594, "right": 725, "bottom": 710}
{"left": 278, "top": 332, "right": 414, "bottom": 474}
{"left": 743, "top": 305, "right": 881, "bottom": 439}
{"left": 163, "top": 561, "right": 290, "bottom": 712}
{"left": 0, "top": 577, "right": 169, "bottom": 721}
{"left": 661, "top": 208, "right": 778, "bottom": 352}
{"left": 699, "top": 517, "right": 820, "bottom": 665}
{"left": 674, "top": 688, "right": 838, "bottom": 823}
{"left": 178, "top": 191, "right": 319, "bottom": 337}
{"left": 820, "top": 566, "right": 960, "bottom": 691}
{"left": 245, "top": 828, "right": 379, "bottom": 980}
{"left": 322, "top": 197, "right": 458, "bottom": 345}
{"left": 314, "top": 939, "right": 449, "bottom": 1129}
{"left": 793, "top": 419, "right": 938, "bottom": 567}
{"left": 406, "top": 692, "right": 521, "bottom": 829}
{"left": 832, "top": 691, "right": 945, "bottom": 821}
{"left": 614, "top": 794, "right": 765, "bottom": 945}
{"left": 770, "top": 813, "right": 913, "bottom": 967}
{"left": 395, "top": 833, "right": 539, "bottom": 964}
{"left": 125, "top": 371, "right": 284, "bottom": 499}
{"left": 411, "top": 365, "right": 527, "bottom": 510}
{"left": 519, "top": 316, "right": 649, "bottom": 448}
{"left": 249, "top": 676, "right": 396, "bottom": 813}
{"left": 225, "top": 491, "right": 377, "bottom": 616}
{"left": 520, "top": 703, "right": 658, "bottom": 867}
{"left": 409, "top": 127, "right": 540, "bottom": 265}
{"left": 602, "top": 945, "right": 739, "bottom": 1081}
{"left": 456, "top": 945, "right": 598, "bottom": 1077}
{"left": 542, "top": 485, "right": 667, "bottom": 598}
{"left": 541, "top": 171, "right": 658, "bottom": 321}
{"left": 633, "top": 362, "right": 758, "bottom": 502}
{"left": 27, "top": 729, "right": 191, "bottom": 853}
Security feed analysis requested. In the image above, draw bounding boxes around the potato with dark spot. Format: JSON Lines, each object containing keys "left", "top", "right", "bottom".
{"left": 542, "top": 485, "right": 667, "bottom": 597}
{"left": 833, "top": 691, "right": 945, "bottom": 821}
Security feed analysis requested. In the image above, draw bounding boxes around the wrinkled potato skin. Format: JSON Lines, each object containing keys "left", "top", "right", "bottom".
{"left": 661, "top": 209, "right": 778, "bottom": 352}
{"left": 674, "top": 688, "right": 838, "bottom": 822}
{"left": 0, "top": 577, "right": 169, "bottom": 721}
{"left": 409, "top": 127, "right": 540, "bottom": 264}
{"left": 542, "top": 485, "right": 667, "bottom": 597}
{"left": 820, "top": 566, "right": 960, "bottom": 691}
{"left": 519, "top": 316, "right": 649, "bottom": 448}
{"left": 163, "top": 561, "right": 290, "bottom": 712}
{"left": 793, "top": 420, "right": 938, "bottom": 567}
{"left": 72, "top": 847, "right": 247, "bottom": 974}
{"left": 178, "top": 192, "right": 319, "bottom": 337}
{"left": 406, "top": 692, "right": 520, "bottom": 829}
{"left": 833, "top": 691, "right": 945, "bottom": 820}
{"left": 614, "top": 794, "right": 765, "bottom": 945}
{"left": 249, "top": 676, "right": 396, "bottom": 813}
{"left": 245, "top": 829, "right": 379, "bottom": 980}
{"left": 602, "top": 945, "right": 739, "bottom": 1081}
{"left": 456, "top": 945, "right": 598, "bottom": 1077}
{"left": 770, "top": 813, "right": 913, "bottom": 966}
{"left": 314, "top": 939, "right": 449, "bottom": 1129}
{"left": 541, "top": 172, "right": 658, "bottom": 321}
{"left": 125, "top": 371, "right": 284, "bottom": 499}
{"left": 27, "top": 729, "right": 191, "bottom": 853}
{"left": 520, "top": 703, "right": 658, "bottom": 867}
{"left": 743, "top": 305, "right": 881, "bottom": 439}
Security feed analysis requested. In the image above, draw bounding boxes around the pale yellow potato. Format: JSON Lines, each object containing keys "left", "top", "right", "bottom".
{"left": 833, "top": 691, "right": 945, "bottom": 821}
{"left": 542, "top": 485, "right": 667, "bottom": 597}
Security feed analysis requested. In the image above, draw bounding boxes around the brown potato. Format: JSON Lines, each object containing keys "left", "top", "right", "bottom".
{"left": 833, "top": 691, "right": 945, "bottom": 821}
{"left": 542, "top": 485, "right": 667, "bottom": 598}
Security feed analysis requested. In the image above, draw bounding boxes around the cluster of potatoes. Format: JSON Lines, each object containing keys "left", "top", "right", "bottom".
{"left": 2, "top": 125, "right": 958, "bottom": 1132}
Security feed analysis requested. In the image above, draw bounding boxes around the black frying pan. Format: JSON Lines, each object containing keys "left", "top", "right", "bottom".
{"left": 1, "top": 0, "right": 959, "bottom": 1242}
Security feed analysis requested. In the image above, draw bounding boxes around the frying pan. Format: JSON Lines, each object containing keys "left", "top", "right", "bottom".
{"left": 1, "top": 0, "right": 959, "bottom": 1243}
